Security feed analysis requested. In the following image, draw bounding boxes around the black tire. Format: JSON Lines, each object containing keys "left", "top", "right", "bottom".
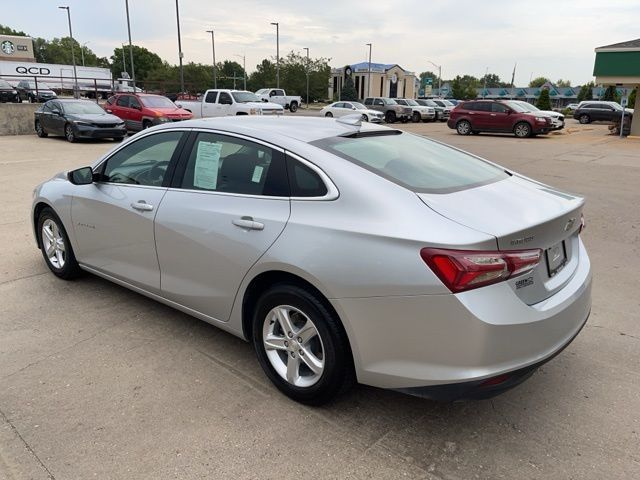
{"left": 514, "top": 121, "right": 532, "bottom": 138}
{"left": 385, "top": 111, "right": 396, "bottom": 123}
{"left": 401, "top": 117, "right": 409, "bottom": 123}
{"left": 471, "top": 130, "right": 480, "bottom": 135}
{"left": 252, "top": 284, "right": 354, "bottom": 405}
{"left": 37, "top": 207, "right": 82, "bottom": 280}
{"left": 456, "top": 119, "right": 472, "bottom": 135}
{"left": 579, "top": 114, "right": 591, "bottom": 124}
{"left": 289, "top": 102, "right": 298, "bottom": 113}
{"left": 142, "top": 120, "right": 153, "bottom": 130}
{"left": 64, "top": 123, "right": 76, "bottom": 143}
{"left": 35, "top": 120, "right": 48, "bottom": 138}
{"left": 361, "top": 114, "right": 368, "bottom": 122}
{"left": 412, "top": 112, "right": 421, "bottom": 123}
{"left": 325, "top": 112, "right": 333, "bottom": 117}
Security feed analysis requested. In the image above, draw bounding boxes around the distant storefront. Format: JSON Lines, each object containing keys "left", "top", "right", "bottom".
{"left": 329, "top": 62, "right": 419, "bottom": 100}
{"left": 0, "top": 35, "right": 35, "bottom": 63}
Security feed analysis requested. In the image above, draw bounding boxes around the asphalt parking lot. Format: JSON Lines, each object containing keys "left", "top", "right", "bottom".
{"left": 1, "top": 121, "right": 639, "bottom": 479}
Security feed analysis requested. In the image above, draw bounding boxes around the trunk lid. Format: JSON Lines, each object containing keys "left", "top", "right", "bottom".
{"left": 417, "top": 175, "right": 584, "bottom": 304}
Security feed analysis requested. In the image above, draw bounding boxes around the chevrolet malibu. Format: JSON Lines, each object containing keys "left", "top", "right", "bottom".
{"left": 32, "top": 117, "right": 591, "bottom": 405}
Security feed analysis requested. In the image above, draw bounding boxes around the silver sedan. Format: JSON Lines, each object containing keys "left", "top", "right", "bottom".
{"left": 32, "top": 116, "right": 591, "bottom": 404}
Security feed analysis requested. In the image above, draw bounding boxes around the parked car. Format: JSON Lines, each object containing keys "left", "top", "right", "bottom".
{"left": 177, "top": 89, "right": 284, "bottom": 118}
{"left": 512, "top": 100, "right": 565, "bottom": 130}
{"left": 0, "top": 79, "right": 21, "bottom": 103}
{"left": 16, "top": 80, "right": 57, "bottom": 103}
{"left": 573, "top": 101, "right": 633, "bottom": 124}
{"left": 394, "top": 99, "right": 436, "bottom": 122}
{"left": 32, "top": 116, "right": 591, "bottom": 405}
{"left": 105, "top": 93, "right": 192, "bottom": 131}
{"left": 448, "top": 99, "right": 552, "bottom": 138}
{"left": 34, "top": 99, "right": 126, "bottom": 142}
{"left": 363, "top": 97, "right": 412, "bottom": 123}
{"left": 416, "top": 99, "right": 451, "bottom": 122}
{"left": 565, "top": 103, "right": 579, "bottom": 112}
{"left": 255, "top": 88, "right": 302, "bottom": 112}
{"left": 432, "top": 98, "right": 458, "bottom": 109}
{"left": 318, "top": 101, "right": 383, "bottom": 122}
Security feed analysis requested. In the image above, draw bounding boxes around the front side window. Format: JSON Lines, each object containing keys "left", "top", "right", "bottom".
{"left": 492, "top": 103, "right": 509, "bottom": 113}
{"left": 373, "top": 99, "right": 384, "bottom": 106}
{"left": 178, "top": 132, "right": 288, "bottom": 196}
{"left": 130, "top": 97, "right": 141, "bottom": 109}
{"left": 100, "top": 131, "right": 183, "bottom": 186}
{"left": 312, "top": 132, "right": 508, "bottom": 194}
{"left": 116, "top": 96, "right": 129, "bottom": 107}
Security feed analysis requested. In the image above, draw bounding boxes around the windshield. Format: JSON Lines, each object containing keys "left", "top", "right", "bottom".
{"left": 518, "top": 102, "right": 539, "bottom": 111}
{"left": 25, "top": 82, "right": 54, "bottom": 90}
{"left": 440, "top": 100, "right": 454, "bottom": 107}
{"left": 351, "top": 102, "right": 367, "bottom": 110}
{"left": 232, "top": 91, "right": 260, "bottom": 103}
{"left": 0, "top": 80, "right": 13, "bottom": 89}
{"left": 255, "top": 89, "right": 269, "bottom": 95}
{"left": 312, "top": 132, "right": 508, "bottom": 194}
{"left": 140, "top": 96, "right": 177, "bottom": 108}
{"left": 383, "top": 98, "right": 398, "bottom": 105}
{"left": 62, "top": 102, "right": 107, "bottom": 114}
{"left": 405, "top": 99, "right": 419, "bottom": 106}
{"left": 504, "top": 101, "right": 528, "bottom": 113}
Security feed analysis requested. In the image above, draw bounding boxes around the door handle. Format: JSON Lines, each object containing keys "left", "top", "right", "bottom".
{"left": 232, "top": 216, "right": 264, "bottom": 231}
{"left": 131, "top": 201, "right": 154, "bottom": 212}
{"left": 490, "top": 113, "right": 496, "bottom": 116}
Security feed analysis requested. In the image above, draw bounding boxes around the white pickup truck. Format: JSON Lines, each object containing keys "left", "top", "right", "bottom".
{"left": 177, "top": 89, "right": 284, "bottom": 118}
{"left": 255, "top": 88, "right": 302, "bottom": 112}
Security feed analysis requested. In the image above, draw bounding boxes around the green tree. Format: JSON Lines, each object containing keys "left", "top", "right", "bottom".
{"left": 556, "top": 79, "right": 571, "bottom": 87}
{"left": 577, "top": 82, "right": 594, "bottom": 102}
{"left": 529, "top": 76, "right": 549, "bottom": 88}
{"left": 628, "top": 88, "right": 637, "bottom": 109}
{"left": 110, "top": 45, "right": 164, "bottom": 83}
{"left": 419, "top": 70, "right": 440, "bottom": 90}
{"left": 340, "top": 76, "right": 357, "bottom": 101}
{"left": 0, "top": 24, "right": 28, "bottom": 36}
{"left": 450, "top": 76, "right": 466, "bottom": 99}
{"left": 481, "top": 73, "right": 507, "bottom": 88}
{"left": 602, "top": 85, "right": 617, "bottom": 101}
{"left": 248, "top": 59, "right": 277, "bottom": 91}
{"left": 536, "top": 88, "right": 552, "bottom": 110}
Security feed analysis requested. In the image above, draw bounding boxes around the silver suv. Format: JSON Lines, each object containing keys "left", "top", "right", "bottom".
{"left": 363, "top": 97, "right": 412, "bottom": 123}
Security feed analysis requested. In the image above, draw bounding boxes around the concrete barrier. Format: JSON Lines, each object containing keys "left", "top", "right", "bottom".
{"left": 0, "top": 103, "right": 39, "bottom": 135}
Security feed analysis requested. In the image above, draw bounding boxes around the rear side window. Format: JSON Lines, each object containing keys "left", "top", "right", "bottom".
{"left": 286, "top": 156, "right": 328, "bottom": 197}
{"left": 116, "top": 96, "right": 129, "bottom": 107}
{"left": 312, "top": 132, "right": 508, "bottom": 194}
{"left": 205, "top": 91, "right": 218, "bottom": 103}
{"left": 364, "top": 98, "right": 373, "bottom": 105}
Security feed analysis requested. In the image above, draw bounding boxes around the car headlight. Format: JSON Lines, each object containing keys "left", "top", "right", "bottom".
{"left": 535, "top": 116, "right": 548, "bottom": 122}
{"left": 73, "top": 120, "right": 91, "bottom": 126}
{"left": 116, "top": 121, "right": 125, "bottom": 127}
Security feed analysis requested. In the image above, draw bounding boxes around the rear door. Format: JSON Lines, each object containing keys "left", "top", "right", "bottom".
{"left": 202, "top": 90, "right": 218, "bottom": 117}
{"left": 469, "top": 101, "right": 492, "bottom": 129}
{"left": 128, "top": 96, "right": 144, "bottom": 130}
{"left": 154, "top": 130, "right": 291, "bottom": 321}
{"left": 110, "top": 95, "right": 132, "bottom": 128}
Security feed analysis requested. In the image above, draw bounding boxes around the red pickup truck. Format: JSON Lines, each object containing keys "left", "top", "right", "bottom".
{"left": 105, "top": 93, "right": 192, "bottom": 132}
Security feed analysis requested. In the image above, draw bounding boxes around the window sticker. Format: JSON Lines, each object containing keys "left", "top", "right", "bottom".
{"left": 251, "top": 165, "right": 264, "bottom": 183}
{"left": 193, "top": 141, "right": 222, "bottom": 189}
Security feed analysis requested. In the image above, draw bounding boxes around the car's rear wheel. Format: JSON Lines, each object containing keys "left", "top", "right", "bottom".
{"left": 35, "top": 120, "right": 47, "bottom": 138}
{"left": 252, "top": 284, "right": 354, "bottom": 405}
{"left": 579, "top": 114, "right": 591, "bottom": 124}
{"left": 412, "top": 112, "right": 421, "bottom": 123}
{"left": 37, "top": 208, "right": 82, "bottom": 280}
{"left": 514, "top": 122, "right": 532, "bottom": 138}
{"left": 325, "top": 112, "right": 333, "bottom": 117}
{"left": 64, "top": 123, "right": 76, "bottom": 143}
{"left": 456, "top": 120, "right": 472, "bottom": 135}
{"left": 385, "top": 111, "right": 396, "bottom": 123}
{"left": 289, "top": 102, "right": 298, "bottom": 113}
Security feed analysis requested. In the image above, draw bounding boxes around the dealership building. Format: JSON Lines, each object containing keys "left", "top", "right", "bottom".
{"left": 329, "top": 62, "right": 419, "bottom": 100}
{"left": 0, "top": 35, "right": 35, "bottom": 63}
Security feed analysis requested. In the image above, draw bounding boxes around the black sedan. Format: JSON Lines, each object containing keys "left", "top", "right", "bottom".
{"left": 35, "top": 99, "right": 127, "bottom": 142}
{"left": 0, "top": 80, "right": 21, "bottom": 103}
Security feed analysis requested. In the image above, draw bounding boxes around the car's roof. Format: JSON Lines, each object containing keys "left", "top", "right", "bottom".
{"left": 55, "top": 99, "right": 96, "bottom": 103}
{"left": 154, "top": 116, "right": 392, "bottom": 143}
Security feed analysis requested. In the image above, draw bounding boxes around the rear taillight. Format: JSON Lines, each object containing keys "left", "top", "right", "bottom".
{"left": 420, "top": 248, "right": 542, "bottom": 293}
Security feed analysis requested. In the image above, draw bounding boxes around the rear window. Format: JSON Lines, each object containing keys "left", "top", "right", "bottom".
{"left": 312, "top": 132, "right": 508, "bottom": 194}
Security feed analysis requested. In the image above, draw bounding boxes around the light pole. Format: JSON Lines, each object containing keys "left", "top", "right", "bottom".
{"left": 427, "top": 60, "right": 441, "bottom": 97}
{"left": 366, "top": 43, "right": 372, "bottom": 97}
{"left": 303, "top": 47, "right": 309, "bottom": 108}
{"left": 58, "top": 6, "right": 78, "bottom": 98}
{"left": 234, "top": 54, "right": 246, "bottom": 90}
{"left": 124, "top": 0, "right": 136, "bottom": 90}
{"left": 270, "top": 22, "right": 279, "bottom": 88}
{"left": 121, "top": 43, "right": 126, "bottom": 75}
{"left": 81, "top": 41, "right": 89, "bottom": 66}
{"left": 206, "top": 29, "right": 217, "bottom": 88}
{"left": 175, "top": 0, "right": 184, "bottom": 93}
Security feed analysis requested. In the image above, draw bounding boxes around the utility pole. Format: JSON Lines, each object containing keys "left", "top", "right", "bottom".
{"left": 58, "top": 6, "right": 78, "bottom": 98}
{"left": 234, "top": 54, "right": 246, "bottom": 90}
{"left": 428, "top": 60, "right": 441, "bottom": 97}
{"left": 271, "top": 22, "right": 279, "bottom": 88}
{"left": 175, "top": 0, "right": 184, "bottom": 93}
{"left": 366, "top": 43, "right": 372, "bottom": 98}
{"left": 206, "top": 29, "right": 217, "bottom": 88}
{"left": 303, "top": 47, "right": 309, "bottom": 108}
{"left": 125, "top": 0, "right": 136, "bottom": 89}
{"left": 121, "top": 44, "right": 126, "bottom": 75}
{"left": 81, "top": 41, "right": 89, "bottom": 66}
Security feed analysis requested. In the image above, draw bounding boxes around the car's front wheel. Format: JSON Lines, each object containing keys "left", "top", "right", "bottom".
{"left": 252, "top": 284, "right": 354, "bottom": 405}
{"left": 412, "top": 112, "right": 421, "bottom": 123}
{"left": 37, "top": 207, "right": 82, "bottom": 280}
{"left": 579, "top": 114, "right": 591, "bottom": 124}
{"left": 324, "top": 112, "right": 333, "bottom": 117}
{"left": 64, "top": 123, "right": 76, "bottom": 142}
{"left": 35, "top": 120, "right": 47, "bottom": 138}
{"left": 456, "top": 119, "right": 472, "bottom": 135}
{"left": 385, "top": 111, "right": 396, "bottom": 123}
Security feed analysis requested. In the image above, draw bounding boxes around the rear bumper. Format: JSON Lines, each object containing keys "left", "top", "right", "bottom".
{"left": 331, "top": 238, "right": 592, "bottom": 392}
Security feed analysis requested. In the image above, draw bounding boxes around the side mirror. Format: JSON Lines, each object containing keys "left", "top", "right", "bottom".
{"left": 52, "top": 109, "right": 62, "bottom": 115}
{"left": 352, "top": 107, "right": 357, "bottom": 110}
{"left": 262, "top": 98, "right": 268, "bottom": 102}
{"left": 507, "top": 110, "right": 512, "bottom": 115}
{"left": 68, "top": 166, "right": 94, "bottom": 185}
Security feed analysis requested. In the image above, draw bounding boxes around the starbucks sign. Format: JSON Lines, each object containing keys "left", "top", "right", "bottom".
{"left": 1, "top": 40, "right": 15, "bottom": 55}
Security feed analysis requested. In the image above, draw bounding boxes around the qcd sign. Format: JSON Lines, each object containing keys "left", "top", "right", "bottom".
{"left": 15, "top": 66, "right": 52, "bottom": 76}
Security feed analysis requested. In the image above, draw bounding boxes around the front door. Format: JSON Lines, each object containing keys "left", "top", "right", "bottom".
{"left": 217, "top": 91, "right": 233, "bottom": 116}
{"left": 70, "top": 130, "right": 185, "bottom": 292}
{"left": 154, "top": 131, "right": 290, "bottom": 321}
{"left": 489, "top": 102, "right": 512, "bottom": 131}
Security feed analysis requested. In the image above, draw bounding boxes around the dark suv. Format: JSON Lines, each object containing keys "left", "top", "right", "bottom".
{"left": 573, "top": 101, "right": 631, "bottom": 124}
{"left": 363, "top": 97, "right": 412, "bottom": 123}
{"left": 447, "top": 100, "right": 552, "bottom": 138}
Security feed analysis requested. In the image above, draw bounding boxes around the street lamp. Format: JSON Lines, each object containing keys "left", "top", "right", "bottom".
{"left": 124, "top": 0, "right": 136, "bottom": 90}
{"left": 175, "top": 0, "right": 185, "bottom": 93}
{"left": 303, "top": 47, "right": 309, "bottom": 108}
{"left": 428, "top": 60, "right": 441, "bottom": 97}
{"left": 58, "top": 6, "right": 78, "bottom": 98}
{"left": 366, "top": 43, "right": 372, "bottom": 98}
{"left": 81, "top": 41, "right": 89, "bottom": 67}
{"left": 206, "top": 29, "right": 217, "bottom": 88}
{"left": 270, "top": 22, "right": 279, "bottom": 88}
{"left": 234, "top": 54, "right": 246, "bottom": 90}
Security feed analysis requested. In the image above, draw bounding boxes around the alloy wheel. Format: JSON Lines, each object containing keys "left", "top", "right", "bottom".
{"left": 65, "top": 124, "right": 75, "bottom": 142}
{"left": 514, "top": 123, "right": 531, "bottom": 138}
{"left": 41, "top": 219, "right": 66, "bottom": 269}
{"left": 457, "top": 120, "right": 471, "bottom": 135}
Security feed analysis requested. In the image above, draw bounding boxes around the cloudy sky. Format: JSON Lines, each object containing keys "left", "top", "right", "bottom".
{"left": 3, "top": 0, "right": 638, "bottom": 85}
